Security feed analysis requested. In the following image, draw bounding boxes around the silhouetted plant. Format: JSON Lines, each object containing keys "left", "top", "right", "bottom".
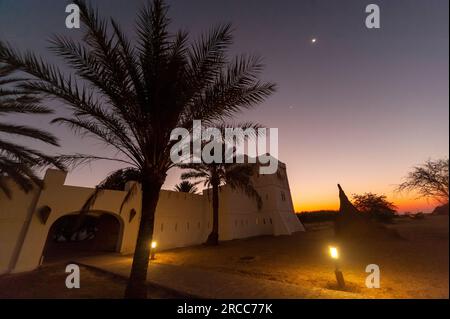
{"left": 62, "top": 168, "right": 141, "bottom": 241}
{"left": 0, "top": 57, "right": 62, "bottom": 197}
{"left": 174, "top": 181, "right": 198, "bottom": 194}
{"left": 397, "top": 158, "right": 449, "bottom": 203}
{"left": 80, "top": 167, "right": 140, "bottom": 215}
{"left": 352, "top": 192, "right": 397, "bottom": 223}
{"left": 0, "top": 0, "right": 275, "bottom": 298}
{"left": 297, "top": 210, "right": 338, "bottom": 223}
{"left": 180, "top": 126, "right": 263, "bottom": 245}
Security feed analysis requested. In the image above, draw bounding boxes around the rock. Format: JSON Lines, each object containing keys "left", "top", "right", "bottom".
{"left": 334, "top": 184, "right": 402, "bottom": 241}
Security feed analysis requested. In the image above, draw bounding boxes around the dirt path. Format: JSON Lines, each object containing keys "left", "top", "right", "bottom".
{"left": 1, "top": 216, "right": 447, "bottom": 299}
{"left": 153, "top": 215, "right": 449, "bottom": 298}
{"left": 0, "top": 263, "right": 187, "bottom": 299}
{"left": 74, "top": 254, "right": 359, "bottom": 298}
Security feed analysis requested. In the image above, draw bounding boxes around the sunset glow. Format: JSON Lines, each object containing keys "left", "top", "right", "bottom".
{"left": 0, "top": 0, "right": 447, "bottom": 303}
{"left": 1, "top": 0, "right": 447, "bottom": 214}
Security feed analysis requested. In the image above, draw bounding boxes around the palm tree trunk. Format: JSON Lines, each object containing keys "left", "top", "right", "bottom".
{"left": 124, "top": 178, "right": 162, "bottom": 299}
{"left": 206, "top": 181, "right": 220, "bottom": 245}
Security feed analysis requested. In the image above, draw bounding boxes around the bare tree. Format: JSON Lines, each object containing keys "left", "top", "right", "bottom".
{"left": 397, "top": 158, "right": 449, "bottom": 203}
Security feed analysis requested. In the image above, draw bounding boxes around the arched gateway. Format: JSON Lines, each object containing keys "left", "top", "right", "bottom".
{"left": 0, "top": 163, "right": 304, "bottom": 275}
{"left": 42, "top": 212, "right": 123, "bottom": 263}
{"left": 0, "top": 170, "right": 140, "bottom": 274}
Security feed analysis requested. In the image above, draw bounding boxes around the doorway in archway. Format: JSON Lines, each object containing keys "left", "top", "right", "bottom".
{"left": 42, "top": 213, "right": 122, "bottom": 263}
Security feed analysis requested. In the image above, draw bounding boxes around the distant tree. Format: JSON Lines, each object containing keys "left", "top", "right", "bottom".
{"left": 95, "top": 168, "right": 140, "bottom": 191}
{"left": 297, "top": 210, "right": 338, "bottom": 223}
{"left": 179, "top": 131, "right": 262, "bottom": 245}
{"left": 181, "top": 161, "right": 262, "bottom": 245}
{"left": 352, "top": 193, "right": 397, "bottom": 223}
{"left": 179, "top": 123, "right": 263, "bottom": 245}
{"left": 174, "top": 181, "right": 198, "bottom": 194}
{"left": 80, "top": 167, "right": 141, "bottom": 214}
{"left": 68, "top": 167, "right": 141, "bottom": 239}
{"left": 397, "top": 158, "right": 449, "bottom": 203}
{"left": 0, "top": 60, "right": 62, "bottom": 197}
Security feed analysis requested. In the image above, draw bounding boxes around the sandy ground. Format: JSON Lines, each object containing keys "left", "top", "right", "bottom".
{"left": 153, "top": 215, "right": 449, "bottom": 299}
{"left": 0, "top": 264, "right": 186, "bottom": 299}
{"left": 1, "top": 215, "right": 447, "bottom": 299}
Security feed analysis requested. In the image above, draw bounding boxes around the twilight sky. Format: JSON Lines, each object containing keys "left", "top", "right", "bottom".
{"left": 1, "top": 0, "right": 448, "bottom": 212}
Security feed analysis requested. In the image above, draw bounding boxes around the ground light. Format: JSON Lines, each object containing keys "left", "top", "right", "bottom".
{"left": 150, "top": 241, "right": 157, "bottom": 260}
{"left": 329, "top": 245, "right": 346, "bottom": 289}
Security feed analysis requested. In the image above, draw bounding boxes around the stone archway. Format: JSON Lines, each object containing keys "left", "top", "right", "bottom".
{"left": 42, "top": 211, "right": 123, "bottom": 263}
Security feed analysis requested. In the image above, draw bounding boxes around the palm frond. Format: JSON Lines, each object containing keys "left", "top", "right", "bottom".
{"left": 1, "top": 2, "right": 275, "bottom": 293}
{"left": 226, "top": 163, "right": 262, "bottom": 209}
{"left": 0, "top": 156, "right": 43, "bottom": 193}
{"left": 80, "top": 167, "right": 140, "bottom": 213}
{"left": 0, "top": 175, "right": 12, "bottom": 198}
{"left": 56, "top": 154, "right": 136, "bottom": 169}
{"left": 0, "top": 123, "right": 58, "bottom": 145}
{"left": 180, "top": 169, "right": 210, "bottom": 181}
{"left": 119, "top": 182, "right": 140, "bottom": 214}
{"left": 174, "top": 180, "right": 198, "bottom": 193}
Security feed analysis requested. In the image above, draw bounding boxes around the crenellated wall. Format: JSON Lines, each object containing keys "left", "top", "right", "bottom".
{"left": 0, "top": 161, "right": 304, "bottom": 275}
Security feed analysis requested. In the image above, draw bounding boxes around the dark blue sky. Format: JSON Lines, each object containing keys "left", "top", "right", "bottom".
{"left": 1, "top": 0, "right": 448, "bottom": 211}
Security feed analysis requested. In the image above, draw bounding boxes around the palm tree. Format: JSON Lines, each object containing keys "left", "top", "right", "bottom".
{"left": 82, "top": 167, "right": 141, "bottom": 211}
{"left": 0, "top": 60, "right": 61, "bottom": 197}
{"left": 174, "top": 181, "right": 198, "bottom": 194}
{"left": 95, "top": 168, "right": 141, "bottom": 192}
{"left": 180, "top": 141, "right": 262, "bottom": 245}
{"left": 68, "top": 167, "right": 141, "bottom": 240}
{"left": 0, "top": 0, "right": 275, "bottom": 298}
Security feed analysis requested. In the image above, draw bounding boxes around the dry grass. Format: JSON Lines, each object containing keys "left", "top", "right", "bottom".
{"left": 154, "top": 215, "right": 449, "bottom": 299}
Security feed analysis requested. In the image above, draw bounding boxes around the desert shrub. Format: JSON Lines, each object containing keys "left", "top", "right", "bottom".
{"left": 410, "top": 212, "right": 425, "bottom": 220}
{"left": 352, "top": 193, "right": 397, "bottom": 223}
{"left": 297, "top": 210, "right": 338, "bottom": 223}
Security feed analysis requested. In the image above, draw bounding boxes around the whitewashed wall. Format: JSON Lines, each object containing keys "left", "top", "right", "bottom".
{"left": 0, "top": 162, "right": 303, "bottom": 274}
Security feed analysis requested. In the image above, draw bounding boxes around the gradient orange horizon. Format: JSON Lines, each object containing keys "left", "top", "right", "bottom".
{"left": 292, "top": 188, "right": 441, "bottom": 213}
{"left": 2, "top": 0, "right": 448, "bottom": 216}
{"left": 62, "top": 159, "right": 446, "bottom": 215}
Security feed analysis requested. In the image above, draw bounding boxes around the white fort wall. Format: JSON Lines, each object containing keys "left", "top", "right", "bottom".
{"left": 0, "top": 162, "right": 304, "bottom": 274}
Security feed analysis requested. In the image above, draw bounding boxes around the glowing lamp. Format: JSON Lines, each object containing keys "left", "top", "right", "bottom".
{"left": 150, "top": 241, "right": 157, "bottom": 260}
{"left": 329, "top": 246, "right": 339, "bottom": 259}
{"left": 329, "top": 245, "right": 345, "bottom": 289}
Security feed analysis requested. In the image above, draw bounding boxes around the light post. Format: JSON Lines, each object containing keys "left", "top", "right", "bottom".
{"left": 329, "top": 245, "right": 346, "bottom": 289}
{"left": 150, "top": 241, "right": 157, "bottom": 260}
